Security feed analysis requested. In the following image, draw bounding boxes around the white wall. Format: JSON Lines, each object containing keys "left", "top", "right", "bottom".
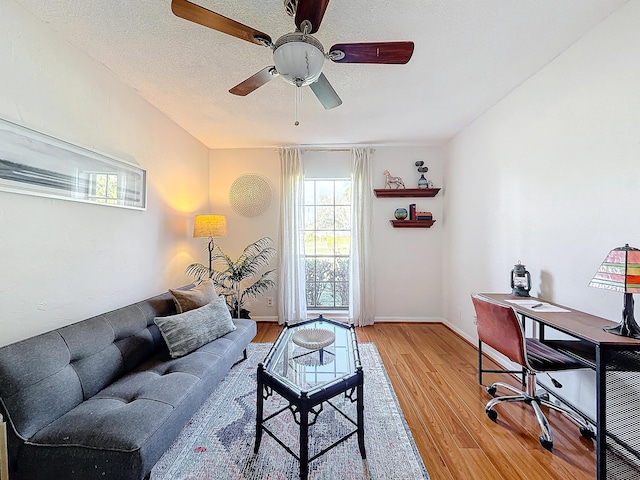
{"left": 372, "top": 147, "right": 444, "bottom": 321}
{"left": 208, "top": 148, "right": 281, "bottom": 320}
{"left": 443, "top": 1, "right": 640, "bottom": 416}
{"left": 208, "top": 146, "right": 445, "bottom": 321}
{"left": 0, "top": 0, "right": 210, "bottom": 346}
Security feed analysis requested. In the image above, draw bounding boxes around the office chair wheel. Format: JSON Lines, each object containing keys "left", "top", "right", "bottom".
{"left": 580, "top": 426, "right": 595, "bottom": 440}
{"left": 486, "top": 408, "right": 498, "bottom": 422}
{"left": 486, "top": 385, "right": 497, "bottom": 396}
{"left": 539, "top": 437, "right": 553, "bottom": 451}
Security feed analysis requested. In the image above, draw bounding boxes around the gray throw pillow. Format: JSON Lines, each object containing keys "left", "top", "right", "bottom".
{"left": 169, "top": 279, "right": 217, "bottom": 313}
{"left": 154, "top": 296, "right": 236, "bottom": 358}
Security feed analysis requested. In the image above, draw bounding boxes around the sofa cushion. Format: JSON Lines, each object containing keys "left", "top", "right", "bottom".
{"left": 169, "top": 279, "right": 217, "bottom": 313}
{"left": 154, "top": 296, "right": 236, "bottom": 358}
{"left": 0, "top": 332, "right": 84, "bottom": 440}
{"left": 54, "top": 293, "right": 174, "bottom": 400}
{"left": 29, "top": 397, "right": 175, "bottom": 451}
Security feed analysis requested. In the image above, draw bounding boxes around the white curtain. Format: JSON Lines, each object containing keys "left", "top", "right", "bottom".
{"left": 349, "top": 148, "right": 375, "bottom": 326}
{"left": 277, "top": 147, "right": 307, "bottom": 324}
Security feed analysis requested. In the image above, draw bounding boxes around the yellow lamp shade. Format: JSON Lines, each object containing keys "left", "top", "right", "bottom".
{"left": 193, "top": 215, "right": 227, "bottom": 238}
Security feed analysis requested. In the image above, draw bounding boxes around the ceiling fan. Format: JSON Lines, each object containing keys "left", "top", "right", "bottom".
{"left": 171, "top": 0, "right": 414, "bottom": 114}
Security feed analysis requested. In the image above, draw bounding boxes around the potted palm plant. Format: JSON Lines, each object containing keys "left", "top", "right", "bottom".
{"left": 185, "top": 237, "right": 276, "bottom": 319}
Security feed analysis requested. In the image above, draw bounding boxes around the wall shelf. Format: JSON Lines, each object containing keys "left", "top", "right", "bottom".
{"left": 390, "top": 220, "right": 436, "bottom": 228}
{"left": 374, "top": 188, "right": 440, "bottom": 198}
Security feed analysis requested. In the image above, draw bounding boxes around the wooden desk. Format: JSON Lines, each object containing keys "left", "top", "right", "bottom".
{"left": 478, "top": 293, "right": 640, "bottom": 480}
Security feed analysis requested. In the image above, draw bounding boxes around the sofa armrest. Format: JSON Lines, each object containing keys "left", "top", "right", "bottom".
{"left": 0, "top": 413, "right": 8, "bottom": 480}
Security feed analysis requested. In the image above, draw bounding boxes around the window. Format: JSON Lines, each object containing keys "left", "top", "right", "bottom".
{"left": 88, "top": 173, "right": 119, "bottom": 204}
{"left": 304, "top": 179, "right": 351, "bottom": 309}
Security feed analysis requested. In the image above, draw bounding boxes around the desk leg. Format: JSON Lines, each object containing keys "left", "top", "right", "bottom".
{"left": 254, "top": 366, "right": 264, "bottom": 453}
{"left": 299, "top": 405, "right": 309, "bottom": 480}
{"left": 357, "top": 376, "right": 367, "bottom": 459}
{"left": 596, "top": 346, "right": 605, "bottom": 480}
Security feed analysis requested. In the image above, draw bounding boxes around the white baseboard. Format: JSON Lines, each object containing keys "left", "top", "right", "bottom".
{"left": 374, "top": 316, "right": 444, "bottom": 323}
{"left": 440, "top": 318, "right": 477, "bottom": 344}
{"left": 252, "top": 316, "right": 279, "bottom": 323}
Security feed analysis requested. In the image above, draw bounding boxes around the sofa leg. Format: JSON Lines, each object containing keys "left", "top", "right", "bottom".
{"left": 0, "top": 414, "right": 8, "bottom": 480}
{"left": 233, "top": 349, "right": 248, "bottom": 366}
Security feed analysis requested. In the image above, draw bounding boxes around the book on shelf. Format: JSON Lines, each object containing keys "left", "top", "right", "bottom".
{"left": 409, "top": 204, "right": 416, "bottom": 220}
{"left": 416, "top": 211, "right": 432, "bottom": 221}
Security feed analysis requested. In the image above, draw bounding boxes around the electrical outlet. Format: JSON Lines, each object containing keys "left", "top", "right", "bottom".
{"left": 267, "top": 297, "right": 274, "bottom": 307}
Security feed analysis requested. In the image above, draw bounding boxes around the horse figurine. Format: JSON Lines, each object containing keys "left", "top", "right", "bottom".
{"left": 383, "top": 170, "right": 405, "bottom": 189}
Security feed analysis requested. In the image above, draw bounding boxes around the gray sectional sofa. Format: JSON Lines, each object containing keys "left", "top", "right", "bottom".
{"left": 0, "top": 287, "right": 257, "bottom": 480}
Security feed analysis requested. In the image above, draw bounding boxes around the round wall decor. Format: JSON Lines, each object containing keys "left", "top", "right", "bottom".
{"left": 229, "top": 174, "right": 272, "bottom": 217}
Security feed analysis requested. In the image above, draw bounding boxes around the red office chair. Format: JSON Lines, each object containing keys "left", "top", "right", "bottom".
{"left": 471, "top": 294, "right": 595, "bottom": 450}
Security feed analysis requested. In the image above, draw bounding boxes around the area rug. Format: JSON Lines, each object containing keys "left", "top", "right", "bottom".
{"left": 152, "top": 343, "right": 429, "bottom": 480}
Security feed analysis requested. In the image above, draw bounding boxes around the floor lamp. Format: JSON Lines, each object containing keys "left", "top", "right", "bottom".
{"left": 193, "top": 214, "right": 228, "bottom": 274}
{"left": 589, "top": 243, "right": 640, "bottom": 339}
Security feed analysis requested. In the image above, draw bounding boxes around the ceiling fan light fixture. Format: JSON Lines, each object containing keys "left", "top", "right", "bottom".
{"left": 273, "top": 32, "right": 325, "bottom": 87}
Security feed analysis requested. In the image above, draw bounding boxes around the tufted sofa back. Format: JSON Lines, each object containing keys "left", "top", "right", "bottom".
{"left": 0, "top": 291, "right": 176, "bottom": 441}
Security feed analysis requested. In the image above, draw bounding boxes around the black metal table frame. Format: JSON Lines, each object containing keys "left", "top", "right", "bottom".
{"left": 254, "top": 317, "right": 365, "bottom": 480}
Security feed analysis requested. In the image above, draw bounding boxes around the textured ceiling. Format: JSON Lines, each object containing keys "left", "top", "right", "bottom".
{"left": 15, "top": 0, "right": 628, "bottom": 149}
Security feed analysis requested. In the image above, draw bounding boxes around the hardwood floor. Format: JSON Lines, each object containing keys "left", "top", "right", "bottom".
{"left": 254, "top": 322, "right": 596, "bottom": 480}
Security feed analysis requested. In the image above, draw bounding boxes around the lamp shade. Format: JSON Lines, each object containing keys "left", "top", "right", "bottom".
{"left": 589, "top": 244, "right": 640, "bottom": 294}
{"left": 193, "top": 214, "right": 227, "bottom": 238}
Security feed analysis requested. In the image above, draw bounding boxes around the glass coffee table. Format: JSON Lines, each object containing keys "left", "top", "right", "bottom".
{"left": 254, "top": 315, "right": 365, "bottom": 480}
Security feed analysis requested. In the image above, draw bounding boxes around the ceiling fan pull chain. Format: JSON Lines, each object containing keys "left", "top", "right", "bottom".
{"left": 294, "top": 87, "right": 300, "bottom": 126}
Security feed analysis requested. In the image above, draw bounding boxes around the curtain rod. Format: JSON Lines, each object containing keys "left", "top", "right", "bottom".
{"left": 277, "top": 145, "right": 376, "bottom": 152}
{"left": 302, "top": 147, "right": 351, "bottom": 152}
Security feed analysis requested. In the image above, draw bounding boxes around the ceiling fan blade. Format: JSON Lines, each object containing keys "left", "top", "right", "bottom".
{"left": 229, "top": 66, "right": 279, "bottom": 96}
{"left": 171, "top": 0, "right": 272, "bottom": 46}
{"left": 295, "top": 0, "right": 330, "bottom": 34}
{"left": 309, "top": 73, "right": 342, "bottom": 110}
{"left": 329, "top": 42, "right": 414, "bottom": 64}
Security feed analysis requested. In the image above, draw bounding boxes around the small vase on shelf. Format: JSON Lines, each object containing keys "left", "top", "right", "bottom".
{"left": 394, "top": 208, "right": 408, "bottom": 220}
{"left": 418, "top": 174, "right": 428, "bottom": 189}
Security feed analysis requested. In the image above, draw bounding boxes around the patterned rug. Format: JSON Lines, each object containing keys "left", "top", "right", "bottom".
{"left": 152, "top": 343, "right": 429, "bottom": 480}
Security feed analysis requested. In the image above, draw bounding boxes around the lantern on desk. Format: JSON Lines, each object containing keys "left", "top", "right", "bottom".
{"left": 511, "top": 261, "right": 531, "bottom": 297}
{"left": 589, "top": 243, "right": 640, "bottom": 339}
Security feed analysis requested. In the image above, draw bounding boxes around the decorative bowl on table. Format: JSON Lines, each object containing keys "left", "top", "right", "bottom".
{"left": 291, "top": 328, "right": 335, "bottom": 350}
